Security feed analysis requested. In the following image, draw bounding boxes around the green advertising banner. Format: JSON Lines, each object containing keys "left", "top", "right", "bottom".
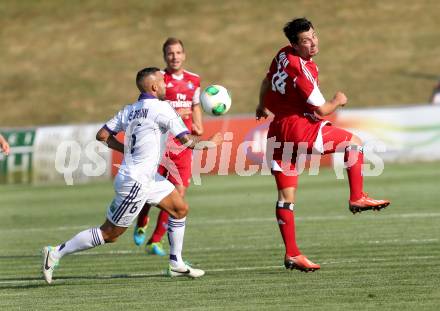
{"left": 0, "top": 129, "right": 36, "bottom": 184}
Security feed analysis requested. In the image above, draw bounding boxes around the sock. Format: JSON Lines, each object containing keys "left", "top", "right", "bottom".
{"left": 137, "top": 205, "right": 151, "bottom": 227}
{"left": 52, "top": 227, "right": 105, "bottom": 260}
{"left": 149, "top": 210, "right": 169, "bottom": 243}
{"left": 167, "top": 216, "right": 186, "bottom": 268}
{"left": 276, "top": 201, "right": 301, "bottom": 258}
{"left": 344, "top": 146, "right": 364, "bottom": 201}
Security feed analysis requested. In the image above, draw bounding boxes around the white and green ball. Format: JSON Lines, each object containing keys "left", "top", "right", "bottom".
{"left": 200, "top": 85, "right": 231, "bottom": 116}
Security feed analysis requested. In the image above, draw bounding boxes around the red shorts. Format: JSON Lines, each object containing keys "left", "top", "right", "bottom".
{"left": 268, "top": 118, "right": 353, "bottom": 190}
{"left": 158, "top": 148, "right": 192, "bottom": 187}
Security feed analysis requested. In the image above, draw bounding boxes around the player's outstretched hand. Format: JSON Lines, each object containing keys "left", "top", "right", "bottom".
{"left": 333, "top": 91, "right": 348, "bottom": 107}
{"left": 256, "top": 106, "right": 269, "bottom": 120}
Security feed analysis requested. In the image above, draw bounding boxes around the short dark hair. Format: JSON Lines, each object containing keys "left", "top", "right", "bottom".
{"left": 162, "top": 37, "right": 184, "bottom": 56}
{"left": 283, "top": 18, "right": 314, "bottom": 44}
{"left": 136, "top": 67, "right": 160, "bottom": 92}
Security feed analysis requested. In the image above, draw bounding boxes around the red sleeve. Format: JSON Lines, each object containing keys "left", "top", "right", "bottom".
{"left": 286, "top": 57, "right": 314, "bottom": 101}
{"left": 294, "top": 71, "right": 315, "bottom": 102}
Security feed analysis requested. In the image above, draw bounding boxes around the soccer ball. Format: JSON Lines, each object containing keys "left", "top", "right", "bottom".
{"left": 200, "top": 85, "right": 231, "bottom": 116}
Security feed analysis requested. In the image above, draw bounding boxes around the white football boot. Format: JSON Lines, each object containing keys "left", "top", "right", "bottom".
{"left": 167, "top": 263, "right": 205, "bottom": 278}
{"left": 42, "top": 246, "right": 59, "bottom": 284}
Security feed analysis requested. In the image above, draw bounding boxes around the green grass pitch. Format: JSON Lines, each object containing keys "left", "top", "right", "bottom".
{"left": 1, "top": 162, "right": 439, "bottom": 310}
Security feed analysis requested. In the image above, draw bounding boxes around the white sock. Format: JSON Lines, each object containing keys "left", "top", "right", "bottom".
{"left": 167, "top": 217, "right": 186, "bottom": 268}
{"left": 52, "top": 227, "right": 105, "bottom": 260}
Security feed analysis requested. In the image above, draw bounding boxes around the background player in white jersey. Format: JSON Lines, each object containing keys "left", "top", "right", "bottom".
{"left": 133, "top": 38, "right": 204, "bottom": 256}
{"left": 42, "top": 67, "right": 222, "bottom": 284}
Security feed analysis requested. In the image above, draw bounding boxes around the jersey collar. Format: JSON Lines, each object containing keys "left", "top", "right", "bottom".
{"left": 164, "top": 68, "right": 185, "bottom": 80}
{"left": 138, "top": 92, "right": 156, "bottom": 100}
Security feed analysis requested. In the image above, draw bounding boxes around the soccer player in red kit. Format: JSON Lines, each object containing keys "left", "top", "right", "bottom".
{"left": 133, "top": 38, "right": 204, "bottom": 255}
{"left": 256, "top": 18, "right": 390, "bottom": 272}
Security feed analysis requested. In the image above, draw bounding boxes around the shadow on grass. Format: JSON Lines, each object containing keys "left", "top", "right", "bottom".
{"left": 0, "top": 272, "right": 165, "bottom": 290}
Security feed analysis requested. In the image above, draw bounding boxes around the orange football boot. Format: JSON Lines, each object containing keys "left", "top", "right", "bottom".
{"left": 349, "top": 192, "right": 390, "bottom": 214}
{"left": 284, "top": 255, "right": 321, "bottom": 272}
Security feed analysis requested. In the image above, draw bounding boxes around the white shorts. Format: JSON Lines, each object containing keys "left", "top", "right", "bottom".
{"left": 106, "top": 173, "right": 174, "bottom": 227}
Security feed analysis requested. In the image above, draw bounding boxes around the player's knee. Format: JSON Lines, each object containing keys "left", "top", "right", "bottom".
{"left": 278, "top": 188, "right": 296, "bottom": 203}
{"left": 174, "top": 202, "right": 189, "bottom": 219}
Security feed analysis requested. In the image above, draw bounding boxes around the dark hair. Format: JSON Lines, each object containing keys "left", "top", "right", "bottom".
{"left": 283, "top": 18, "right": 314, "bottom": 44}
{"left": 162, "top": 37, "right": 184, "bottom": 56}
{"left": 136, "top": 67, "right": 160, "bottom": 92}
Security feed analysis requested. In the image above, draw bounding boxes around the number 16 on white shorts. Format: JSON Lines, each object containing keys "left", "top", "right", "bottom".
{"left": 106, "top": 174, "right": 174, "bottom": 227}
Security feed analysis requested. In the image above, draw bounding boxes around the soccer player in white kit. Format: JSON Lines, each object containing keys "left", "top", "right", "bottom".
{"left": 42, "top": 67, "right": 222, "bottom": 284}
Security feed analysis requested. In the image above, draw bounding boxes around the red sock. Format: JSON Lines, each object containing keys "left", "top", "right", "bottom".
{"left": 276, "top": 202, "right": 301, "bottom": 257}
{"left": 136, "top": 205, "right": 151, "bottom": 227}
{"left": 149, "top": 210, "right": 169, "bottom": 243}
{"left": 345, "top": 146, "right": 364, "bottom": 201}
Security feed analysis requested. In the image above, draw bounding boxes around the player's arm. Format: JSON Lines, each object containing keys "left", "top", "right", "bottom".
{"left": 292, "top": 62, "right": 347, "bottom": 117}
{"left": 164, "top": 102, "right": 221, "bottom": 149}
{"left": 314, "top": 91, "right": 347, "bottom": 117}
{"left": 96, "top": 126, "right": 124, "bottom": 153}
{"left": 0, "top": 134, "right": 10, "bottom": 155}
{"left": 97, "top": 108, "right": 126, "bottom": 153}
{"left": 191, "top": 104, "right": 204, "bottom": 135}
{"left": 256, "top": 77, "right": 271, "bottom": 120}
{"left": 177, "top": 132, "right": 222, "bottom": 150}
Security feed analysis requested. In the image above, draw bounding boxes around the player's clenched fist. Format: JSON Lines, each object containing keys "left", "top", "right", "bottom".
{"left": 333, "top": 91, "right": 348, "bottom": 107}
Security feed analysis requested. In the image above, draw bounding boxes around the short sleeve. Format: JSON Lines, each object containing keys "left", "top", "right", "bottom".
{"left": 156, "top": 102, "right": 190, "bottom": 138}
{"left": 289, "top": 61, "right": 325, "bottom": 108}
{"left": 104, "top": 108, "right": 125, "bottom": 135}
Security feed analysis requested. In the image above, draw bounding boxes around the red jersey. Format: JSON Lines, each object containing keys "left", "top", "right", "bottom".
{"left": 163, "top": 69, "right": 201, "bottom": 130}
{"left": 161, "top": 69, "right": 200, "bottom": 176}
{"left": 264, "top": 45, "right": 325, "bottom": 119}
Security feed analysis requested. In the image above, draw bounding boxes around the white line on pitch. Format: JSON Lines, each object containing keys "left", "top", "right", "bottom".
{"left": 2, "top": 212, "right": 440, "bottom": 234}
{"left": 1, "top": 237, "right": 438, "bottom": 258}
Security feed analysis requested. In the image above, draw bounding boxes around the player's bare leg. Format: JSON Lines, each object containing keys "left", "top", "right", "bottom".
{"left": 100, "top": 220, "right": 128, "bottom": 242}
{"left": 344, "top": 134, "right": 391, "bottom": 214}
{"left": 276, "top": 187, "right": 320, "bottom": 272}
{"left": 146, "top": 184, "right": 186, "bottom": 256}
{"left": 156, "top": 189, "right": 204, "bottom": 278}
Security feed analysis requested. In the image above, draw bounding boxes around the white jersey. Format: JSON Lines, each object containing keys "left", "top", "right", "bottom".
{"left": 104, "top": 93, "right": 189, "bottom": 185}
